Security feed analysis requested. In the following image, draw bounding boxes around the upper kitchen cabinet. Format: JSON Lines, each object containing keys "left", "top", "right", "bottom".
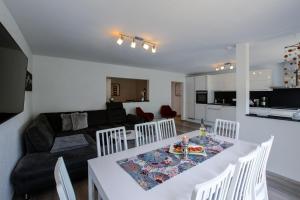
{"left": 224, "top": 73, "right": 236, "bottom": 91}
{"left": 250, "top": 69, "right": 272, "bottom": 91}
{"left": 195, "top": 75, "right": 207, "bottom": 90}
{"left": 186, "top": 77, "right": 195, "bottom": 119}
{"left": 208, "top": 73, "right": 236, "bottom": 91}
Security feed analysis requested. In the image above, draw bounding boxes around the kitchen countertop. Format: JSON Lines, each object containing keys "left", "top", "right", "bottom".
{"left": 246, "top": 113, "right": 300, "bottom": 122}
{"left": 207, "top": 103, "right": 236, "bottom": 107}
{"left": 250, "top": 106, "right": 299, "bottom": 110}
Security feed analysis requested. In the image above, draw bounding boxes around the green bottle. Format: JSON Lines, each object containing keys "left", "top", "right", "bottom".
{"left": 199, "top": 119, "right": 206, "bottom": 137}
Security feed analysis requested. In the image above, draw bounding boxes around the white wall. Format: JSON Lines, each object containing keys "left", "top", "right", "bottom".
{"left": 0, "top": 0, "right": 33, "bottom": 199}
{"left": 239, "top": 116, "right": 300, "bottom": 182}
{"left": 32, "top": 55, "right": 185, "bottom": 118}
{"left": 236, "top": 43, "right": 300, "bottom": 182}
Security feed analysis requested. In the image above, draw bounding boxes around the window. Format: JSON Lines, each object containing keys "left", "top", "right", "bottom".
{"left": 106, "top": 77, "right": 149, "bottom": 103}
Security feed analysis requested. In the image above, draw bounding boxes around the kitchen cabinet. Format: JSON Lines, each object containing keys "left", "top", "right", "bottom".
{"left": 250, "top": 69, "right": 272, "bottom": 91}
{"left": 195, "top": 104, "right": 206, "bottom": 120}
{"left": 206, "top": 105, "right": 236, "bottom": 123}
{"left": 206, "top": 105, "right": 222, "bottom": 122}
{"left": 224, "top": 73, "right": 236, "bottom": 91}
{"left": 195, "top": 75, "right": 207, "bottom": 90}
{"left": 186, "top": 77, "right": 195, "bottom": 119}
{"left": 208, "top": 73, "right": 236, "bottom": 91}
{"left": 221, "top": 106, "right": 236, "bottom": 121}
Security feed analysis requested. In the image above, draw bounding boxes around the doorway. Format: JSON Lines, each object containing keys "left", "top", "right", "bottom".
{"left": 171, "top": 82, "right": 183, "bottom": 119}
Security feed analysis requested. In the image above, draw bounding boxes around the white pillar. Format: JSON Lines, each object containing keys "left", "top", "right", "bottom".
{"left": 236, "top": 43, "right": 250, "bottom": 120}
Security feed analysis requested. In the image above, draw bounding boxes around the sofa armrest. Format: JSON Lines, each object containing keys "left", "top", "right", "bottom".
{"left": 126, "top": 114, "right": 145, "bottom": 124}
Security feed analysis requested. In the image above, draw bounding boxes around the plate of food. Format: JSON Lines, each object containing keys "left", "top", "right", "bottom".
{"left": 169, "top": 143, "right": 207, "bottom": 156}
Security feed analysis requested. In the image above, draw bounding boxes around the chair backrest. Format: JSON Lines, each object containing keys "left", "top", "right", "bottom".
{"left": 227, "top": 148, "right": 259, "bottom": 200}
{"left": 191, "top": 164, "right": 236, "bottom": 200}
{"left": 157, "top": 118, "right": 177, "bottom": 140}
{"left": 54, "top": 157, "right": 76, "bottom": 200}
{"left": 96, "top": 127, "right": 128, "bottom": 157}
{"left": 135, "top": 122, "right": 160, "bottom": 147}
{"left": 254, "top": 136, "right": 274, "bottom": 187}
{"left": 136, "top": 107, "right": 144, "bottom": 116}
{"left": 214, "top": 119, "right": 240, "bottom": 139}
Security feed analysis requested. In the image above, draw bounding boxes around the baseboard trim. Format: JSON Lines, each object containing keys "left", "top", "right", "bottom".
{"left": 267, "top": 171, "right": 300, "bottom": 198}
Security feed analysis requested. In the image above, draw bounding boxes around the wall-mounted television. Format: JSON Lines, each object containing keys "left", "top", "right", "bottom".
{"left": 0, "top": 23, "right": 28, "bottom": 124}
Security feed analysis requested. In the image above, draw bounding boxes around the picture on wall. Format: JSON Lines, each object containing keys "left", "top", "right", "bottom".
{"left": 25, "top": 71, "right": 32, "bottom": 91}
{"left": 175, "top": 83, "right": 182, "bottom": 96}
{"left": 111, "top": 83, "right": 120, "bottom": 96}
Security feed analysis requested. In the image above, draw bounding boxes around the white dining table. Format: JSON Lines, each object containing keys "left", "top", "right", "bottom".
{"left": 88, "top": 130, "right": 257, "bottom": 200}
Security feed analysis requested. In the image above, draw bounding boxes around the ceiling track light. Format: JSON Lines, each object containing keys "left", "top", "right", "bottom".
{"left": 142, "top": 42, "right": 150, "bottom": 50}
{"left": 116, "top": 35, "right": 124, "bottom": 45}
{"left": 116, "top": 33, "right": 157, "bottom": 53}
{"left": 151, "top": 45, "right": 156, "bottom": 53}
{"left": 215, "top": 62, "right": 235, "bottom": 71}
{"left": 131, "top": 38, "right": 136, "bottom": 48}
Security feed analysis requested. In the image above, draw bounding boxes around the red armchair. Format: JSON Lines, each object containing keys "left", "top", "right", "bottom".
{"left": 160, "top": 105, "right": 177, "bottom": 118}
{"left": 136, "top": 107, "right": 154, "bottom": 122}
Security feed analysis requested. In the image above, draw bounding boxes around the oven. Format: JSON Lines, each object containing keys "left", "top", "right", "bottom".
{"left": 196, "top": 90, "right": 208, "bottom": 104}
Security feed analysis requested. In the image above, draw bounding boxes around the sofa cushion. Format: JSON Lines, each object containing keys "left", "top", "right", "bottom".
{"left": 56, "top": 128, "right": 90, "bottom": 137}
{"left": 87, "top": 110, "right": 107, "bottom": 126}
{"left": 107, "top": 108, "right": 126, "bottom": 124}
{"left": 106, "top": 102, "right": 124, "bottom": 110}
{"left": 61, "top": 113, "right": 74, "bottom": 131}
{"left": 26, "top": 115, "right": 55, "bottom": 152}
{"left": 50, "top": 134, "right": 89, "bottom": 153}
{"left": 44, "top": 112, "right": 64, "bottom": 132}
{"left": 71, "top": 112, "right": 88, "bottom": 130}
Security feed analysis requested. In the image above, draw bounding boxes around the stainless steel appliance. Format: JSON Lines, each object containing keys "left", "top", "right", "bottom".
{"left": 196, "top": 90, "right": 208, "bottom": 104}
{"left": 261, "top": 97, "right": 268, "bottom": 107}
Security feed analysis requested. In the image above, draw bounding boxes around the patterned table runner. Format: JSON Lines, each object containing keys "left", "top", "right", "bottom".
{"left": 117, "top": 136, "right": 233, "bottom": 190}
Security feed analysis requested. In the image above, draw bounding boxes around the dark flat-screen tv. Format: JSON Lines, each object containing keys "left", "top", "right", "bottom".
{"left": 0, "top": 23, "right": 28, "bottom": 124}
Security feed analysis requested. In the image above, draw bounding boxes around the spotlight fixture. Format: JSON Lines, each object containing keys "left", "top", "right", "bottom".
{"left": 116, "top": 35, "right": 124, "bottom": 46}
{"left": 215, "top": 62, "right": 235, "bottom": 71}
{"left": 115, "top": 33, "right": 157, "bottom": 53}
{"left": 151, "top": 45, "right": 156, "bottom": 53}
{"left": 143, "top": 43, "right": 150, "bottom": 50}
{"left": 130, "top": 39, "right": 136, "bottom": 48}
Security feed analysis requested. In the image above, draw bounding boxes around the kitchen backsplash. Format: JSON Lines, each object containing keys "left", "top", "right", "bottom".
{"left": 215, "top": 89, "right": 300, "bottom": 108}
{"left": 214, "top": 91, "right": 236, "bottom": 105}
{"left": 251, "top": 88, "right": 300, "bottom": 108}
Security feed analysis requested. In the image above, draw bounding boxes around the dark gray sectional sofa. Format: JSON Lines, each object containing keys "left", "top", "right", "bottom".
{"left": 12, "top": 102, "right": 144, "bottom": 196}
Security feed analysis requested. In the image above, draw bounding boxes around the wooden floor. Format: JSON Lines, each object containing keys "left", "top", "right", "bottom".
{"left": 14, "top": 119, "right": 300, "bottom": 200}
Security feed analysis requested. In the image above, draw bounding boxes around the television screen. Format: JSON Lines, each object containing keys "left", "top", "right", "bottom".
{"left": 0, "top": 23, "right": 28, "bottom": 124}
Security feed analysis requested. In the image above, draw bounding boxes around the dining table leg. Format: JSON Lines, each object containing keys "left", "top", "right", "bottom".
{"left": 88, "top": 168, "right": 95, "bottom": 200}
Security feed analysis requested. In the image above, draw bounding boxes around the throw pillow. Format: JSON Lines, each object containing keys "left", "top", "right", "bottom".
{"left": 71, "top": 112, "right": 88, "bottom": 131}
{"left": 61, "top": 113, "right": 73, "bottom": 131}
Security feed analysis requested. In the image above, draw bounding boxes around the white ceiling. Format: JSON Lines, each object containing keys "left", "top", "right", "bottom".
{"left": 3, "top": 0, "right": 300, "bottom": 74}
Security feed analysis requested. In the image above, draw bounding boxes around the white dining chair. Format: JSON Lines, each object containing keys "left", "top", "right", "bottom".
{"left": 157, "top": 118, "right": 177, "bottom": 140}
{"left": 252, "top": 136, "right": 274, "bottom": 200}
{"left": 191, "top": 164, "right": 236, "bottom": 200}
{"left": 135, "top": 121, "right": 160, "bottom": 147}
{"left": 54, "top": 157, "right": 76, "bottom": 200}
{"left": 96, "top": 126, "right": 128, "bottom": 157}
{"left": 214, "top": 119, "right": 240, "bottom": 140}
{"left": 227, "top": 147, "right": 259, "bottom": 200}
